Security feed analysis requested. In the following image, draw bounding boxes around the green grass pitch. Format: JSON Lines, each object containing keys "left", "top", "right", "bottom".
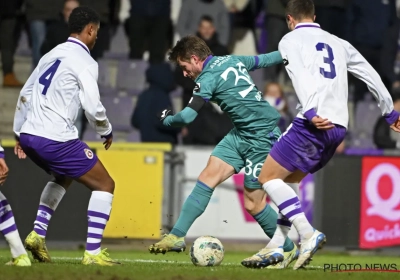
{"left": 0, "top": 249, "right": 399, "bottom": 280}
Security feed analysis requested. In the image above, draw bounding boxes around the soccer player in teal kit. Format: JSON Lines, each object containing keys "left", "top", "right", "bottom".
{"left": 149, "top": 35, "right": 299, "bottom": 268}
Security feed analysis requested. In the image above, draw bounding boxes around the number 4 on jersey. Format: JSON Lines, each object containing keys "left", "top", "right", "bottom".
{"left": 39, "top": 59, "right": 61, "bottom": 95}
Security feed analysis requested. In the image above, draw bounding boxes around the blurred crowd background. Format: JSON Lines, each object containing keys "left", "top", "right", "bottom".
{"left": 1, "top": 0, "right": 400, "bottom": 153}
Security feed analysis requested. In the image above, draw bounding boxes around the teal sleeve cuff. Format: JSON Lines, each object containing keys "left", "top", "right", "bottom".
{"left": 163, "top": 107, "right": 198, "bottom": 127}
{"left": 255, "top": 51, "right": 283, "bottom": 69}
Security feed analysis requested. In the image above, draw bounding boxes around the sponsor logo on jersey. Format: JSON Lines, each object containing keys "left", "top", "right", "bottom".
{"left": 193, "top": 83, "right": 201, "bottom": 93}
{"left": 84, "top": 148, "right": 94, "bottom": 159}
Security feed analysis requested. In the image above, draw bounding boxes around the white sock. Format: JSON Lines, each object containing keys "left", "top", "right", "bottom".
{"left": 287, "top": 183, "right": 300, "bottom": 195}
{"left": 286, "top": 183, "right": 314, "bottom": 240}
{"left": 0, "top": 192, "right": 27, "bottom": 258}
{"left": 86, "top": 191, "right": 113, "bottom": 255}
{"left": 263, "top": 179, "right": 313, "bottom": 240}
{"left": 263, "top": 179, "right": 302, "bottom": 220}
{"left": 266, "top": 213, "right": 291, "bottom": 249}
{"left": 292, "top": 214, "right": 314, "bottom": 242}
{"left": 34, "top": 182, "right": 66, "bottom": 238}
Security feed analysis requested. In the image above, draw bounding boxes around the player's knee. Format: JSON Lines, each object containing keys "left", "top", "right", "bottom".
{"left": 53, "top": 176, "right": 72, "bottom": 189}
{"left": 244, "top": 199, "right": 265, "bottom": 216}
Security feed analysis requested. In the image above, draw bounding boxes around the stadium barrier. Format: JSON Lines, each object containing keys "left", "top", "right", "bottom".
{"left": 1, "top": 140, "right": 400, "bottom": 250}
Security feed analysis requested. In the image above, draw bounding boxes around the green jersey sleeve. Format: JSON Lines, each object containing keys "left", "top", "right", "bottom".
{"left": 235, "top": 51, "right": 283, "bottom": 71}
{"left": 193, "top": 73, "right": 216, "bottom": 101}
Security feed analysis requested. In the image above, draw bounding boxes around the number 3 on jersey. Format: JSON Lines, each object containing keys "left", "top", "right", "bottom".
{"left": 39, "top": 59, "right": 61, "bottom": 95}
{"left": 316, "top": 42, "right": 336, "bottom": 79}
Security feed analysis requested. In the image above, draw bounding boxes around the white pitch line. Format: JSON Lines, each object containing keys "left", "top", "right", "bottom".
{"left": 51, "top": 257, "right": 324, "bottom": 269}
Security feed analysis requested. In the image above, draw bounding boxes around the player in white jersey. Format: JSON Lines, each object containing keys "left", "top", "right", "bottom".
{"left": 0, "top": 143, "right": 31, "bottom": 266}
{"left": 242, "top": 0, "right": 400, "bottom": 270}
{"left": 13, "top": 7, "right": 120, "bottom": 266}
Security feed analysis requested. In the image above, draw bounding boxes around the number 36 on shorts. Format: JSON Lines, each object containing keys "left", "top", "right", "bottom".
{"left": 244, "top": 159, "right": 263, "bottom": 178}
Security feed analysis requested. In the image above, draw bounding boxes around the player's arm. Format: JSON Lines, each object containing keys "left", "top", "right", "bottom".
{"left": 160, "top": 95, "right": 205, "bottom": 127}
{"left": 236, "top": 51, "right": 283, "bottom": 71}
{"left": 278, "top": 37, "right": 319, "bottom": 122}
{"left": 160, "top": 76, "right": 213, "bottom": 127}
{"left": 78, "top": 63, "right": 113, "bottom": 138}
{"left": 344, "top": 40, "right": 400, "bottom": 126}
{"left": 13, "top": 66, "right": 39, "bottom": 137}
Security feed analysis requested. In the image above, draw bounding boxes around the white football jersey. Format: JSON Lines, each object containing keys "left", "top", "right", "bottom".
{"left": 13, "top": 37, "right": 112, "bottom": 142}
{"left": 279, "top": 23, "right": 395, "bottom": 129}
{"left": 0, "top": 143, "right": 3, "bottom": 154}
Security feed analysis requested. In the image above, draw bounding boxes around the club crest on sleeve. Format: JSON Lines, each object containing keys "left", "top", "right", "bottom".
{"left": 84, "top": 148, "right": 94, "bottom": 159}
{"left": 193, "top": 83, "right": 201, "bottom": 92}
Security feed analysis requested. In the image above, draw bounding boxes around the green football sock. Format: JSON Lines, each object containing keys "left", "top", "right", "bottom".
{"left": 253, "top": 204, "right": 294, "bottom": 252}
{"left": 170, "top": 180, "right": 214, "bottom": 237}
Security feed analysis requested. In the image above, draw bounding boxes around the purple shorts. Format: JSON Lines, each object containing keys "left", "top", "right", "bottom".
{"left": 270, "top": 118, "right": 346, "bottom": 174}
{"left": 20, "top": 133, "right": 98, "bottom": 178}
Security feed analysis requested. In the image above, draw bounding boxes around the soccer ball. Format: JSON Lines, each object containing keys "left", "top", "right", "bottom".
{"left": 190, "top": 236, "right": 224, "bottom": 267}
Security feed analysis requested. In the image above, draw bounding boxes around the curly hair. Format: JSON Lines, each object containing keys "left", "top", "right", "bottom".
{"left": 168, "top": 35, "right": 212, "bottom": 63}
{"left": 68, "top": 6, "right": 100, "bottom": 34}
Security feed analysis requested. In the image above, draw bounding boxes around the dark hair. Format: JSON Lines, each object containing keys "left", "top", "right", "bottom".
{"left": 286, "top": 0, "right": 315, "bottom": 21}
{"left": 68, "top": 6, "right": 100, "bottom": 34}
{"left": 168, "top": 35, "right": 212, "bottom": 63}
{"left": 200, "top": 15, "right": 213, "bottom": 24}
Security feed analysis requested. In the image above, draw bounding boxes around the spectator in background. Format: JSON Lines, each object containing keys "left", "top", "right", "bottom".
{"left": 131, "top": 63, "right": 181, "bottom": 144}
{"left": 197, "top": 16, "right": 229, "bottom": 57}
{"left": 313, "top": 0, "right": 350, "bottom": 39}
{"left": 373, "top": 91, "right": 400, "bottom": 149}
{"left": 177, "top": 0, "right": 230, "bottom": 47}
{"left": 128, "top": 0, "right": 171, "bottom": 63}
{"left": 182, "top": 103, "right": 233, "bottom": 145}
{"left": 0, "top": 0, "right": 23, "bottom": 87}
{"left": 347, "top": 0, "right": 397, "bottom": 106}
{"left": 80, "top": 0, "right": 120, "bottom": 60}
{"left": 25, "top": 0, "right": 64, "bottom": 68}
{"left": 264, "top": 0, "right": 289, "bottom": 83}
{"left": 40, "top": 0, "right": 79, "bottom": 56}
{"left": 263, "top": 82, "right": 293, "bottom": 133}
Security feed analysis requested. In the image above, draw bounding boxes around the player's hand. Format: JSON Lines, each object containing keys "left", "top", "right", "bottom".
{"left": 311, "top": 116, "right": 335, "bottom": 130}
{"left": 157, "top": 109, "right": 173, "bottom": 121}
{"left": 390, "top": 116, "right": 400, "bottom": 133}
{"left": 0, "top": 158, "right": 9, "bottom": 186}
{"left": 14, "top": 141, "right": 26, "bottom": 159}
{"left": 102, "top": 134, "right": 113, "bottom": 150}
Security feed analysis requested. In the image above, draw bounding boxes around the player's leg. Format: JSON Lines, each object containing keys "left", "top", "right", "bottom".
{"left": 0, "top": 191, "right": 31, "bottom": 266}
{"left": 25, "top": 175, "right": 71, "bottom": 263}
{"left": 239, "top": 131, "right": 298, "bottom": 269}
{"left": 241, "top": 187, "right": 299, "bottom": 269}
{"left": 149, "top": 131, "right": 241, "bottom": 254}
{"left": 75, "top": 158, "right": 119, "bottom": 266}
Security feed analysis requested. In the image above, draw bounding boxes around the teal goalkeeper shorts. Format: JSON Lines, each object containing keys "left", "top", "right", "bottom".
{"left": 211, "top": 127, "right": 281, "bottom": 189}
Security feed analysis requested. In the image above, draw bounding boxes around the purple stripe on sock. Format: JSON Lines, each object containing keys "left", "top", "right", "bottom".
{"left": 285, "top": 208, "right": 303, "bottom": 219}
{"left": 278, "top": 197, "right": 300, "bottom": 212}
{"left": 34, "top": 223, "right": 46, "bottom": 231}
{"left": 34, "top": 227, "right": 46, "bottom": 236}
{"left": 38, "top": 205, "right": 54, "bottom": 215}
{"left": 0, "top": 200, "right": 9, "bottom": 208}
{"left": 87, "top": 232, "right": 103, "bottom": 239}
{"left": 277, "top": 219, "right": 292, "bottom": 227}
{"left": 2, "top": 224, "right": 17, "bottom": 235}
{"left": 86, "top": 242, "right": 101, "bottom": 251}
{"left": 88, "top": 221, "right": 106, "bottom": 230}
{"left": 87, "top": 210, "right": 110, "bottom": 221}
{"left": 1, "top": 210, "right": 13, "bottom": 223}
{"left": 35, "top": 216, "right": 49, "bottom": 224}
